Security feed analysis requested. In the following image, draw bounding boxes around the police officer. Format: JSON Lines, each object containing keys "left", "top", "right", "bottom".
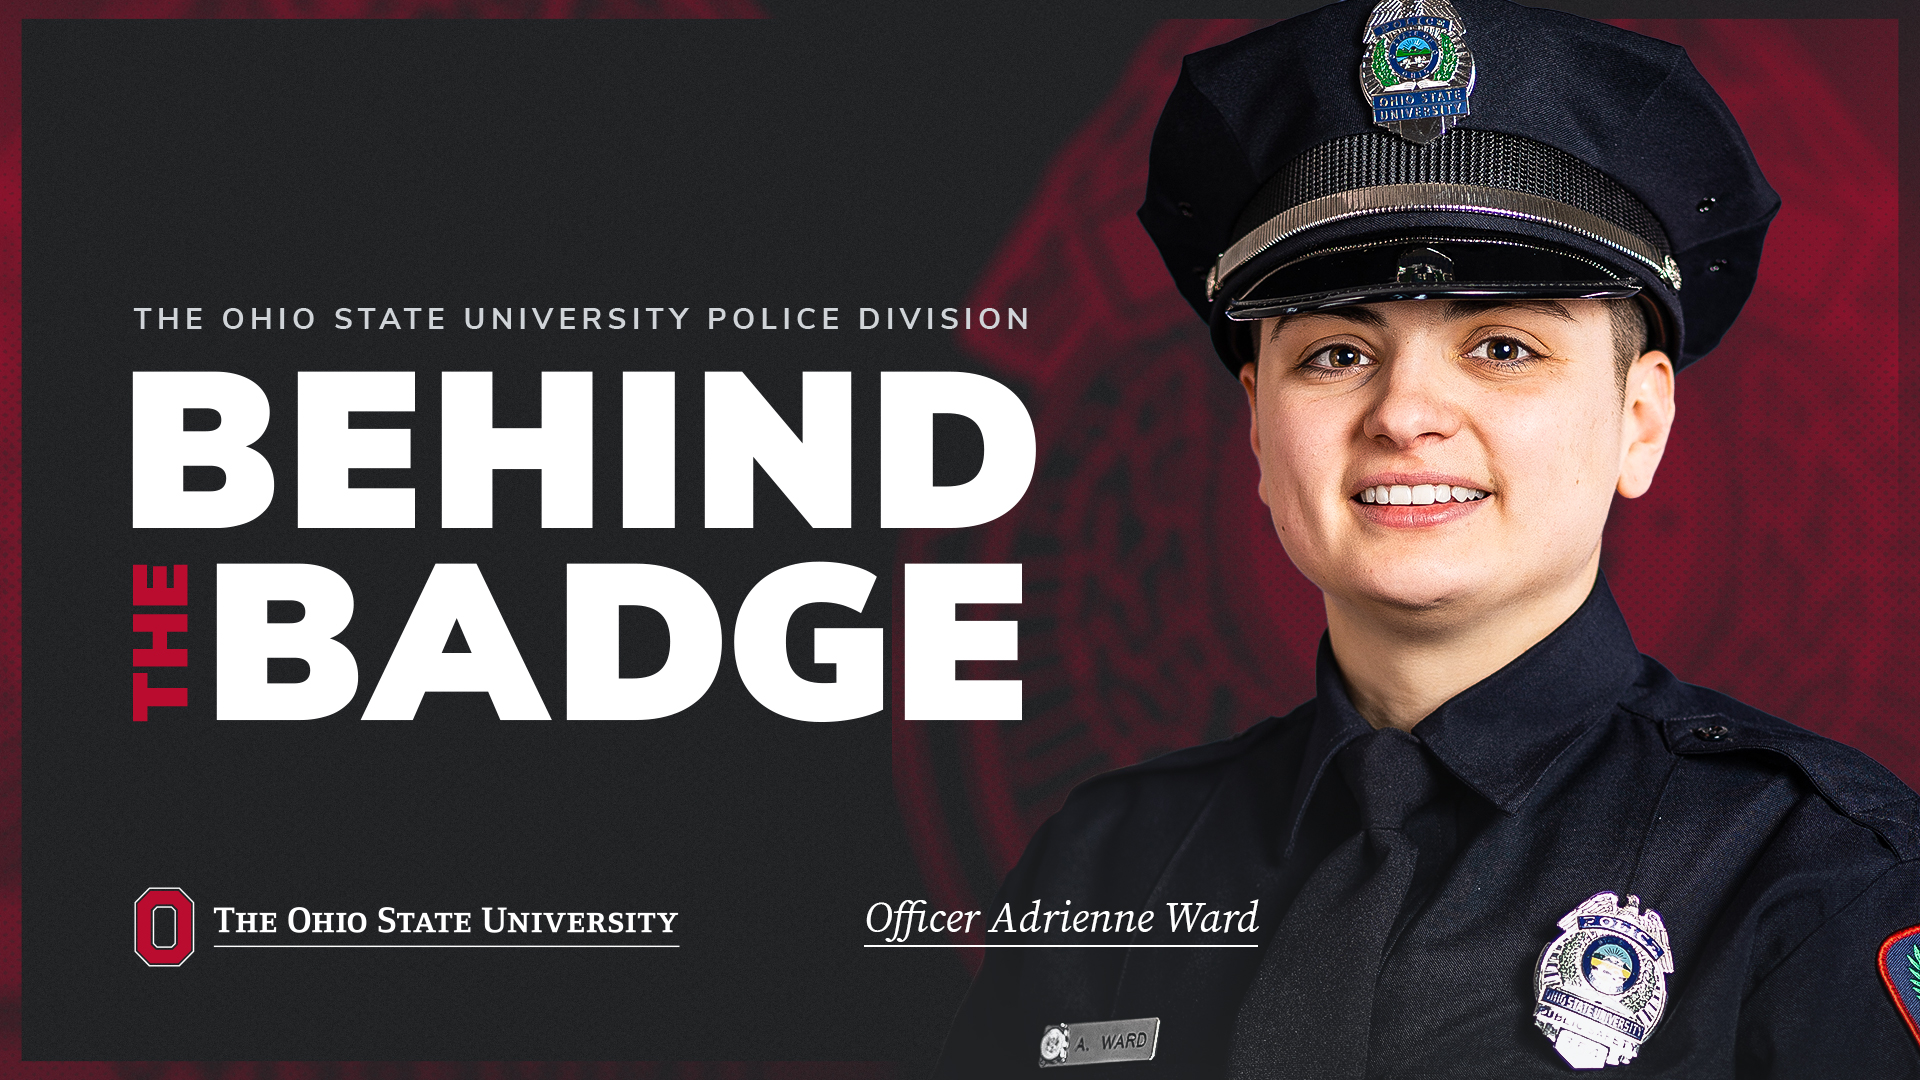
{"left": 934, "top": 1, "right": 1920, "bottom": 1076}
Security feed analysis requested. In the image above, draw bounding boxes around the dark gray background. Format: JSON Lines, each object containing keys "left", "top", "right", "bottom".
{"left": 20, "top": 1, "right": 1910, "bottom": 1067}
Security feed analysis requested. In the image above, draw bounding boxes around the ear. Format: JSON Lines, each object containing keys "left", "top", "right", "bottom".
{"left": 1239, "top": 360, "right": 1271, "bottom": 507}
{"left": 1238, "top": 361, "right": 1260, "bottom": 455}
{"left": 1616, "top": 349, "right": 1676, "bottom": 499}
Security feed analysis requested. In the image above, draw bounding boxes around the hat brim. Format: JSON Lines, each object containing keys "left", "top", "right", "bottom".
{"left": 1225, "top": 234, "right": 1641, "bottom": 320}
{"left": 1208, "top": 218, "right": 1681, "bottom": 372}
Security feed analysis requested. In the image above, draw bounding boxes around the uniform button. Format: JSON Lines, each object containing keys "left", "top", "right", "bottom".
{"left": 1693, "top": 723, "right": 1731, "bottom": 741}
{"left": 1697, "top": 197, "right": 1717, "bottom": 212}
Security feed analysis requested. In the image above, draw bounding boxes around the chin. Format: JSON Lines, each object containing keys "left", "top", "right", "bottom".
{"left": 1313, "top": 548, "right": 1500, "bottom": 617}
{"left": 1348, "top": 573, "right": 1483, "bottom": 615}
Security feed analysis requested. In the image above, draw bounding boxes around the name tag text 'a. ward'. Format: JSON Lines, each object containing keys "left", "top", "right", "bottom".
{"left": 1037, "top": 1018, "right": 1159, "bottom": 1067}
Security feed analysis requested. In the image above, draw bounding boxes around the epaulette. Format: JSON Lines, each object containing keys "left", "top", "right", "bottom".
{"left": 1636, "top": 669, "right": 1920, "bottom": 861}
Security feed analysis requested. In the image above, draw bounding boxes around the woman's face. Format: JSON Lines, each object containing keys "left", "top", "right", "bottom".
{"left": 1240, "top": 298, "right": 1673, "bottom": 626}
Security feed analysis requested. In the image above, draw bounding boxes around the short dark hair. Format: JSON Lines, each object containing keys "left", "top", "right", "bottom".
{"left": 1609, "top": 299, "right": 1650, "bottom": 396}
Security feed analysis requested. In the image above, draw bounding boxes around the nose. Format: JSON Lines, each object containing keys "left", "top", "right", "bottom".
{"left": 1360, "top": 347, "right": 1460, "bottom": 450}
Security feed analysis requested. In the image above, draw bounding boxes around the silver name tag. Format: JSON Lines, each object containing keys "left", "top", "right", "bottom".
{"left": 1037, "top": 1017, "right": 1160, "bottom": 1067}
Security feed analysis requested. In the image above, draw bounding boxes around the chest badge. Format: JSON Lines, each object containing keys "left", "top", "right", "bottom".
{"left": 1534, "top": 892, "right": 1674, "bottom": 1069}
{"left": 1359, "top": 0, "right": 1477, "bottom": 145}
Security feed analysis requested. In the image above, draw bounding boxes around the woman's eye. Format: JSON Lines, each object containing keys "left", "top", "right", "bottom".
{"left": 1305, "top": 343, "right": 1371, "bottom": 370}
{"left": 1467, "top": 337, "right": 1538, "bottom": 365}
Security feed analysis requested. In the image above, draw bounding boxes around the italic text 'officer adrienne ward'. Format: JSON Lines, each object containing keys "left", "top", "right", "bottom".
{"left": 934, "top": 1, "right": 1920, "bottom": 1076}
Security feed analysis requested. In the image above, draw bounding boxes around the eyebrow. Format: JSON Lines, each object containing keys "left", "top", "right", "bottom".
{"left": 1438, "top": 298, "right": 1577, "bottom": 322}
{"left": 1267, "top": 306, "right": 1388, "bottom": 341}
{"left": 1267, "top": 298, "right": 1577, "bottom": 341}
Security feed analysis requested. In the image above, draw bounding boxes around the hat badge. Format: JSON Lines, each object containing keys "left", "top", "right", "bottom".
{"left": 1534, "top": 892, "right": 1675, "bottom": 1069}
{"left": 1359, "top": 0, "right": 1477, "bottom": 145}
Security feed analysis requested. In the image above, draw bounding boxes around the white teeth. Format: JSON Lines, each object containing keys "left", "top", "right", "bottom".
{"left": 1359, "top": 483, "right": 1491, "bottom": 504}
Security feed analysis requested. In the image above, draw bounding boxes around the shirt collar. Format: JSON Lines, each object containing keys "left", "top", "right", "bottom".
{"left": 1281, "top": 574, "right": 1643, "bottom": 858}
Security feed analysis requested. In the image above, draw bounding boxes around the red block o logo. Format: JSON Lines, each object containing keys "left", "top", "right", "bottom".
{"left": 134, "top": 887, "right": 194, "bottom": 967}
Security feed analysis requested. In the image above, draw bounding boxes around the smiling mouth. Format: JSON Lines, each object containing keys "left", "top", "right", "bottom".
{"left": 1357, "top": 484, "right": 1491, "bottom": 506}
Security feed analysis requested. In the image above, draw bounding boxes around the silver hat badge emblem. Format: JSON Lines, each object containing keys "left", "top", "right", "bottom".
{"left": 1359, "top": 0, "right": 1477, "bottom": 145}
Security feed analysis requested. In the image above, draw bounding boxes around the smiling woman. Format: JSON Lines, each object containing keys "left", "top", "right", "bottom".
{"left": 1240, "top": 297, "right": 1673, "bottom": 731}
{"left": 934, "top": 2, "right": 1920, "bottom": 1076}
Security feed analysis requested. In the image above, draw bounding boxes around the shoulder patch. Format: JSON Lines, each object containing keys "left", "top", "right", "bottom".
{"left": 1877, "top": 926, "right": 1920, "bottom": 1050}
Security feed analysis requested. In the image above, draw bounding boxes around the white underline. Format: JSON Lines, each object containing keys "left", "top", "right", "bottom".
{"left": 214, "top": 943, "right": 679, "bottom": 948}
{"left": 865, "top": 943, "right": 1258, "bottom": 948}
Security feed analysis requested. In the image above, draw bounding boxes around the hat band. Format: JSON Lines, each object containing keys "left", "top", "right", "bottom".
{"left": 1206, "top": 182, "right": 1682, "bottom": 301}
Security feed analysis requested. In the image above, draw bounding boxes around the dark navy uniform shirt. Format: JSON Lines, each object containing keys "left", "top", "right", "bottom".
{"left": 936, "top": 579, "right": 1920, "bottom": 1077}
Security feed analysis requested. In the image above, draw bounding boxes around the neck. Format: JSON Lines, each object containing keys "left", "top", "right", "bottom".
{"left": 1324, "top": 555, "right": 1602, "bottom": 732}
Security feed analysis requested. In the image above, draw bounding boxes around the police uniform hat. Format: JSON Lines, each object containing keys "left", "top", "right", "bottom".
{"left": 1138, "top": 0, "right": 1779, "bottom": 374}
